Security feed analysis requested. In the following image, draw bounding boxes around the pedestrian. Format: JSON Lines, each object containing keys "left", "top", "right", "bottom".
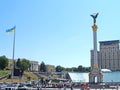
{"left": 63, "top": 84, "right": 66, "bottom": 90}
{"left": 80, "top": 83, "right": 90, "bottom": 90}
{"left": 70, "top": 83, "right": 74, "bottom": 90}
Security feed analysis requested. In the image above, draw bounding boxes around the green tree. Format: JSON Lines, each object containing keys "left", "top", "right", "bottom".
{"left": 40, "top": 61, "right": 46, "bottom": 72}
{"left": 85, "top": 67, "right": 91, "bottom": 72}
{"left": 72, "top": 67, "right": 78, "bottom": 72}
{"left": 65, "top": 68, "right": 72, "bottom": 72}
{"left": 0, "top": 56, "right": 8, "bottom": 70}
{"left": 78, "top": 65, "right": 83, "bottom": 72}
{"left": 78, "top": 65, "right": 91, "bottom": 72}
{"left": 16, "top": 58, "right": 21, "bottom": 68}
{"left": 55, "top": 65, "right": 64, "bottom": 72}
{"left": 20, "top": 58, "right": 30, "bottom": 71}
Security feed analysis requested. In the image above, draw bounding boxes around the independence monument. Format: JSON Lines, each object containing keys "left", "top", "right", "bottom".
{"left": 89, "top": 13, "right": 103, "bottom": 83}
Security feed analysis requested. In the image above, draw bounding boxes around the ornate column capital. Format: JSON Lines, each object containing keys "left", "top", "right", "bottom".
{"left": 92, "top": 24, "right": 98, "bottom": 31}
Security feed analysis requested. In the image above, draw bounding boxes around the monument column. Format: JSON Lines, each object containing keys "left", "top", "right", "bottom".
{"left": 89, "top": 13, "right": 103, "bottom": 83}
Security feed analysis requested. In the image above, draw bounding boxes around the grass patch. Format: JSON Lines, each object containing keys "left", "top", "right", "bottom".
{"left": 0, "top": 70, "right": 10, "bottom": 76}
{"left": 0, "top": 71, "right": 38, "bottom": 83}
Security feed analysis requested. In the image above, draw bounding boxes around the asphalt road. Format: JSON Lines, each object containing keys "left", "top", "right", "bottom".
{"left": 38, "top": 88, "right": 120, "bottom": 90}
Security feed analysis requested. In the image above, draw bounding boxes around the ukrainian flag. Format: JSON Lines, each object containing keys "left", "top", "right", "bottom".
{"left": 6, "top": 26, "right": 16, "bottom": 33}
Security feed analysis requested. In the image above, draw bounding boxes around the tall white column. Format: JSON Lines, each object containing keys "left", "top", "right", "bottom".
{"left": 92, "top": 24, "right": 98, "bottom": 69}
{"left": 93, "top": 30, "right": 98, "bottom": 65}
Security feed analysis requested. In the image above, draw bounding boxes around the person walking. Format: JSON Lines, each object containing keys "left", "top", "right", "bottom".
{"left": 63, "top": 84, "right": 66, "bottom": 90}
{"left": 70, "top": 83, "right": 74, "bottom": 90}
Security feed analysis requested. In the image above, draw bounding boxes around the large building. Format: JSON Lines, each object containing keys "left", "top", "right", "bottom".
{"left": 91, "top": 40, "right": 120, "bottom": 71}
{"left": 29, "top": 61, "right": 39, "bottom": 72}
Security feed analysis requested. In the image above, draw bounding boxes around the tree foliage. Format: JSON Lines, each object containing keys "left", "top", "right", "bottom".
{"left": 72, "top": 67, "right": 78, "bottom": 72}
{"left": 78, "top": 65, "right": 83, "bottom": 72}
{"left": 55, "top": 65, "right": 65, "bottom": 72}
{"left": 65, "top": 68, "right": 72, "bottom": 72}
{"left": 55, "top": 65, "right": 91, "bottom": 72}
{"left": 78, "top": 65, "right": 90, "bottom": 72}
{"left": 16, "top": 58, "right": 21, "bottom": 68}
{"left": 0, "top": 56, "right": 8, "bottom": 70}
{"left": 40, "top": 61, "right": 46, "bottom": 72}
{"left": 20, "top": 58, "right": 30, "bottom": 71}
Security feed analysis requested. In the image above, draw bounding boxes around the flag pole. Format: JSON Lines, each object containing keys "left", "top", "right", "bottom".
{"left": 11, "top": 26, "right": 16, "bottom": 82}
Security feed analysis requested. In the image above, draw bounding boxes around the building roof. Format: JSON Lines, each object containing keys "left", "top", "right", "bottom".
{"left": 67, "top": 72, "right": 89, "bottom": 82}
{"left": 101, "top": 69, "right": 111, "bottom": 72}
{"left": 99, "top": 40, "right": 119, "bottom": 45}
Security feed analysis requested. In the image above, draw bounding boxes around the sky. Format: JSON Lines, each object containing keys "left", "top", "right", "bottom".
{"left": 0, "top": 0, "right": 120, "bottom": 68}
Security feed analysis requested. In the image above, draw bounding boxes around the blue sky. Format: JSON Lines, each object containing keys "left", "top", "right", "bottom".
{"left": 0, "top": 0, "right": 120, "bottom": 68}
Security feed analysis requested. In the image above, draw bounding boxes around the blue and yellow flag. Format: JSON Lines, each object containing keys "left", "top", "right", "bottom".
{"left": 6, "top": 26, "right": 16, "bottom": 33}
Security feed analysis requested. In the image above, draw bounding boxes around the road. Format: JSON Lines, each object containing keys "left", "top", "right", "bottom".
{"left": 38, "top": 88, "right": 120, "bottom": 90}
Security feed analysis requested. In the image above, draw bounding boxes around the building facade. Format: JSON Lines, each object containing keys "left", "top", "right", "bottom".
{"left": 46, "top": 64, "right": 55, "bottom": 72}
{"left": 29, "top": 61, "right": 39, "bottom": 72}
{"left": 91, "top": 40, "right": 120, "bottom": 71}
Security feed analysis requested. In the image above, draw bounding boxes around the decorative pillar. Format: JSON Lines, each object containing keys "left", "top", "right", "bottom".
{"left": 89, "top": 13, "right": 103, "bottom": 83}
